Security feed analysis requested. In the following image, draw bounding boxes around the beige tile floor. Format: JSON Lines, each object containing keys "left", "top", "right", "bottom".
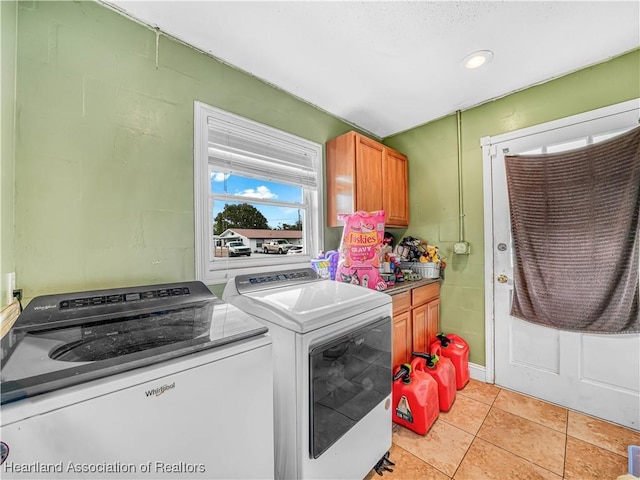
{"left": 365, "top": 379, "right": 640, "bottom": 480}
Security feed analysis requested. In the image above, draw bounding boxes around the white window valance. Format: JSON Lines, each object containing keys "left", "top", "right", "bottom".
{"left": 208, "top": 116, "right": 319, "bottom": 189}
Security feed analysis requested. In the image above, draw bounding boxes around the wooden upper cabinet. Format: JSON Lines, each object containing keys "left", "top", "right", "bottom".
{"left": 326, "top": 131, "right": 409, "bottom": 228}
{"left": 383, "top": 147, "right": 409, "bottom": 227}
{"left": 355, "top": 135, "right": 384, "bottom": 213}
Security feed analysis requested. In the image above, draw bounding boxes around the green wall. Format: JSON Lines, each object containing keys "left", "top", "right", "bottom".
{"left": 11, "top": 1, "right": 354, "bottom": 302}
{"left": 5, "top": 1, "right": 639, "bottom": 366}
{"left": 384, "top": 49, "right": 640, "bottom": 365}
{"left": 1, "top": 0, "right": 17, "bottom": 309}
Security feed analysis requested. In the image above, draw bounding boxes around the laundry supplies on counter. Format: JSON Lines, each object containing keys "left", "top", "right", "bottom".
{"left": 336, "top": 210, "right": 388, "bottom": 291}
{"left": 394, "top": 236, "right": 446, "bottom": 280}
{"left": 311, "top": 250, "right": 339, "bottom": 280}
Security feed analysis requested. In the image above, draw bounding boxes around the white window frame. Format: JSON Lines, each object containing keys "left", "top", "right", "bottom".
{"left": 194, "top": 101, "right": 324, "bottom": 284}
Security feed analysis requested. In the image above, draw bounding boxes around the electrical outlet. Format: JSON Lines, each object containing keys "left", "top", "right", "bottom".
{"left": 5, "top": 272, "right": 16, "bottom": 305}
{"left": 453, "top": 241, "right": 470, "bottom": 255}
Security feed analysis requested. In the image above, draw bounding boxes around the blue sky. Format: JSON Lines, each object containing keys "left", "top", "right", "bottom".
{"left": 211, "top": 172, "right": 302, "bottom": 229}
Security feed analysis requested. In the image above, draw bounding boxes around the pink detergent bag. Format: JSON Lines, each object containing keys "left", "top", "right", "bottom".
{"left": 336, "top": 210, "right": 387, "bottom": 291}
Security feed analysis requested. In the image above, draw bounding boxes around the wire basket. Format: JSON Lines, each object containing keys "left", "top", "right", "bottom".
{"left": 400, "top": 261, "right": 440, "bottom": 279}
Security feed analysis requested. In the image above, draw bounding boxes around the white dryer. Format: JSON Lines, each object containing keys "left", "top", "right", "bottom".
{"left": 223, "top": 268, "right": 393, "bottom": 480}
{"left": 0, "top": 282, "right": 274, "bottom": 480}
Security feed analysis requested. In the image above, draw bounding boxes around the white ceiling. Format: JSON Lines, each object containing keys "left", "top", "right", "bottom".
{"left": 105, "top": 1, "right": 639, "bottom": 138}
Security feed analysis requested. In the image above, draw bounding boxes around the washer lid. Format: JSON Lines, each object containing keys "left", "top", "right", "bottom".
{"left": 0, "top": 301, "right": 268, "bottom": 405}
{"left": 231, "top": 280, "right": 391, "bottom": 333}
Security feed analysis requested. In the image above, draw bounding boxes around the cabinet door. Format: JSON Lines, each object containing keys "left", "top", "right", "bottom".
{"left": 412, "top": 299, "right": 440, "bottom": 356}
{"left": 383, "top": 148, "right": 409, "bottom": 227}
{"left": 355, "top": 135, "right": 384, "bottom": 212}
{"left": 326, "top": 132, "right": 356, "bottom": 227}
{"left": 392, "top": 292, "right": 410, "bottom": 317}
{"left": 392, "top": 311, "right": 412, "bottom": 369}
{"left": 411, "top": 303, "right": 429, "bottom": 355}
{"left": 426, "top": 298, "right": 440, "bottom": 349}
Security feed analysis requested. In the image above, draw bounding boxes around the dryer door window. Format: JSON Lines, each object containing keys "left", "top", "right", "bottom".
{"left": 309, "top": 316, "right": 391, "bottom": 459}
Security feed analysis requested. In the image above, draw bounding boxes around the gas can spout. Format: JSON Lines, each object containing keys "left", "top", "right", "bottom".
{"left": 392, "top": 364, "right": 411, "bottom": 383}
{"left": 436, "top": 333, "right": 452, "bottom": 347}
{"left": 412, "top": 351, "right": 438, "bottom": 368}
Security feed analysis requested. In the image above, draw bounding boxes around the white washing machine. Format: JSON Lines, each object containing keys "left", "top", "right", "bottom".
{"left": 0, "top": 282, "right": 274, "bottom": 479}
{"left": 223, "top": 268, "right": 393, "bottom": 480}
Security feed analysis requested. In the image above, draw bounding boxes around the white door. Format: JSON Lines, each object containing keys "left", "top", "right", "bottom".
{"left": 483, "top": 99, "right": 640, "bottom": 430}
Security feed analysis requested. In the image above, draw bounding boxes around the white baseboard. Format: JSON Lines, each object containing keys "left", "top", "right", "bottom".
{"left": 469, "top": 362, "right": 488, "bottom": 382}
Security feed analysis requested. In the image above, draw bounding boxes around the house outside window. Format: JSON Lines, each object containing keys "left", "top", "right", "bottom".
{"left": 194, "top": 102, "right": 323, "bottom": 283}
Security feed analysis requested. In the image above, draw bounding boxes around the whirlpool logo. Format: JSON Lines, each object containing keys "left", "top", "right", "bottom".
{"left": 33, "top": 304, "right": 57, "bottom": 311}
{"left": 145, "top": 382, "right": 175, "bottom": 398}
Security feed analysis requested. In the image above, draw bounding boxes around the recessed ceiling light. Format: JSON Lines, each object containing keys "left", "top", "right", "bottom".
{"left": 462, "top": 50, "right": 494, "bottom": 69}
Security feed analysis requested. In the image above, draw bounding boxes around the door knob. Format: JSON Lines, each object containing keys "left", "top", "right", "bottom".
{"left": 497, "top": 274, "right": 508, "bottom": 284}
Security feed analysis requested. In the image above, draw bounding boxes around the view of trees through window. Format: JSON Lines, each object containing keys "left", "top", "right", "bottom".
{"left": 213, "top": 203, "right": 302, "bottom": 235}
{"left": 210, "top": 172, "right": 305, "bottom": 259}
{"left": 213, "top": 204, "right": 269, "bottom": 234}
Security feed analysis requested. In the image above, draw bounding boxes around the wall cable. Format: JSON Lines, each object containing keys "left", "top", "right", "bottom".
{"left": 456, "top": 110, "right": 465, "bottom": 242}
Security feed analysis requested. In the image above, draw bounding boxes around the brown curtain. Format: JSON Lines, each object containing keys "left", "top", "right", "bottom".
{"left": 505, "top": 125, "right": 640, "bottom": 333}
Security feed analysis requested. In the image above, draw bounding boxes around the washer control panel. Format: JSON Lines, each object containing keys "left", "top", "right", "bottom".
{"left": 234, "top": 268, "right": 318, "bottom": 294}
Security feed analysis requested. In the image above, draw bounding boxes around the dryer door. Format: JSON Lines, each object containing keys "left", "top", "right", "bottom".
{"left": 309, "top": 316, "right": 391, "bottom": 458}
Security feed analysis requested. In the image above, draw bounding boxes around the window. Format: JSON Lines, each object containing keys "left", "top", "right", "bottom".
{"left": 519, "top": 126, "right": 635, "bottom": 155}
{"left": 194, "top": 102, "right": 323, "bottom": 283}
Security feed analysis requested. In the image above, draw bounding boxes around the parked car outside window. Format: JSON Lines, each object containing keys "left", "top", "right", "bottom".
{"left": 227, "top": 241, "right": 251, "bottom": 257}
{"left": 287, "top": 245, "right": 304, "bottom": 255}
{"left": 263, "top": 239, "right": 293, "bottom": 254}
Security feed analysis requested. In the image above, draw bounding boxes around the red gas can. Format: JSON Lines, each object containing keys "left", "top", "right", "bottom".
{"left": 392, "top": 359, "right": 440, "bottom": 435}
{"left": 413, "top": 350, "right": 456, "bottom": 412}
{"left": 431, "top": 333, "right": 470, "bottom": 390}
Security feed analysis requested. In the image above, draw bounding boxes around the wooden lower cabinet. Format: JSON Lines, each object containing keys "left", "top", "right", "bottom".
{"left": 412, "top": 297, "right": 440, "bottom": 354}
{"left": 391, "top": 282, "right": 440, "bottom": 370}
{"left": 392, "top": 311, "right": 412, "bottom": 368}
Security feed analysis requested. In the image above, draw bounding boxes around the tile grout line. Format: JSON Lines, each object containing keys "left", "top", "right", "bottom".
{"left": 459, "top": 382, "right": 570, "bottom": 476}
{"left": 456, "top": 389, "right": 501, "bottom": 407}
{"left": 492, "top": 387, "right": 571, "bottom": 434}
{"left": 476, "top": 404, "right": 567, "bottom": 478}
{"left": 450, "top": 385, "right": 500, "bottom": 479}
{"left": 392, "top": 382, "right": 581, "bottom": 478}
{"left": 484, "top": 387, "right": 633, "bottom": 476}
{"left": 490, "top": 402, "right": 569, "bottom": 434}
{"left": 389, "top": 442, "right": 454, "bottom": 479}
{"left": 474, "top": 429, "right": 566, "bottom": 479}
{"left": 394, "top": 383, "right": 557, "bottom": 478}
{"left": 384, "top": 380, "right": 636, "bottom": 480}
{"left": 562, "top": 424, "right": 569, "bottom": 478}
{"left": 565, "top": 409, "right": 640, "bottom": 457}
{"left": 450, "top": 435, "right": 477, "bottom": 479}
{"left": 564, "top": 434, "right": 631, "bottom": 462}
{"left": 563, "top": 409, "right": 569, "bottom": 478}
